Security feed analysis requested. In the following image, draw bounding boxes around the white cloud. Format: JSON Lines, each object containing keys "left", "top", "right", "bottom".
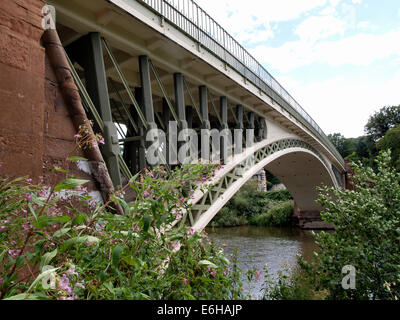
{"left": 250, "top": 28, "right": 400, "bottom": 72}
{"left": 295, "top": 15, "right": 346, "bottom": 42}
{"left": 351, "top": 0, "right": 362, "bottom": 4}
{"left": 356, "top": 21, "right": 376, "bottom": 30}
{"left": 277, "top": 71, "right": 400, "bottom": 137}
{"left": 194, "top": 0, "right": 328, "bottom": 44}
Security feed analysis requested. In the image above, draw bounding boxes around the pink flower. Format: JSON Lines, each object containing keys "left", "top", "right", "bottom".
{"left": 92, "top": 141, "right": 98, "bottom": 148}
{"left": 26, "top": 193, "right": 32, "bottom": 201}
{"left": 0, "top": 226, "right": 6, "bottom": 231}
{"left": 58, "top": 274, "right": 72, "bottom": 294}
{"left": 75, "top": 282, "right": 85, "bottom": 289}
{"left": 202, "top": 176, "right": 207, "bottom": 183}
{"left": 66, "top": 267, "right": 78, "bottom": 276}
{"left": 23, "top": 224, "right": 33, "bottom": 231}
{"left": 4, "top": 197, "right": 9, "bottom": 201}
{"left": 210, "top": 269, "right": 217, "bottom": 278}
{"left": 218, "top": 163, "right": 222, "bottom": 170}
{"left": 74, "top": 134, "right": 81, "bottom": 138}
{"left": 27, "top": 178, "right": 32, "bottom": 183}
{"left": 183, "top": 278, "right": 188, "bottom": 284}
{"left": 189, "top": 228, "right": 195, "bottom": 235}
{"left": 175, "top": 212, "right": 181, "bottom": 218}
{"left": 144, "top": 189, "right": 150, "bottom": 197}
{"left": 99, "top": 138, "right": 105, "bottom": 145}
{"left": 179, "top": 197, "right": 185, "bottom": 204}
{"left": 134, "top": 226, "right": 140, "bottom": 231}
{"left": 171, "top": 242, "right": 180, "bottom": 249}
{"left": 182, "top": 181, "right": 186, "bottom": 186}
{"left": 255, "top": 270, "right": 262, "bottom": 281}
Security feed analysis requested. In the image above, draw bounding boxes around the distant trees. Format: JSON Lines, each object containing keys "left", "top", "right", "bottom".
{"left": 377, "top": 125, "right": 400, "bottom": 170}
{"left": 365, "top": 105, "right": 400, "bottom": 142}
{"left": 328, "top": 105, "right": 400, "bottom": 169}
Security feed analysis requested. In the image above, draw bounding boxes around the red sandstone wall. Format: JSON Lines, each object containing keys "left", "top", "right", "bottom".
{"left": 0, "top": 0, "right": 97, "bottom": 192}
{"left": 0, "top": 0, "right": 46, "bottom": 180}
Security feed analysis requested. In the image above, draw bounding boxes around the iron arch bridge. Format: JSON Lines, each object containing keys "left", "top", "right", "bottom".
{"left": 48, "top": 0, "right": 346, "bottom": 229}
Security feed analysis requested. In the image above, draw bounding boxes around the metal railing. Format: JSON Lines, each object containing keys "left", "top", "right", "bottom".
{"left": 136, "top": 0, "right": 343, "bottom": 166}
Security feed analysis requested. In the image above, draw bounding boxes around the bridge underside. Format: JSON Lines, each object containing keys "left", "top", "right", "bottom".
{"left": 41, "top": 0, "right": 345, "bottom": 230}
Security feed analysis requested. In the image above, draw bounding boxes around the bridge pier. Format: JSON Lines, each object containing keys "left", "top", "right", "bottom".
{"left": 292, "top": 202, "right": 334, "bottom": 229}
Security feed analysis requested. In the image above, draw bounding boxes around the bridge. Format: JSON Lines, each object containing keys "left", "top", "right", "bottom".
{"left": 2, "top": 0, "right": 345, "bottom": 230}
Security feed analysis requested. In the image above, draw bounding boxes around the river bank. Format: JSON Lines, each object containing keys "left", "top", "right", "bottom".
{"left": 209, "top": 180, "right": 294, "bottom": 228}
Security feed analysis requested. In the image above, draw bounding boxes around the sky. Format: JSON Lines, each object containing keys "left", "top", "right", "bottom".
{"left": 194, "top": 0, "right": 400, "bottom": 138}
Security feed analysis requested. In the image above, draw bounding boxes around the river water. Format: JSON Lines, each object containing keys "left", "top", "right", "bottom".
{"left": 206, "top": 225, "right": 317, "bottom": 299}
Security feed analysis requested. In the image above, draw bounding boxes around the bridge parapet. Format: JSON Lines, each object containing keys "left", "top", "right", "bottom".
{"left": 132, "top": 0, "right": 344, "bottom": 167}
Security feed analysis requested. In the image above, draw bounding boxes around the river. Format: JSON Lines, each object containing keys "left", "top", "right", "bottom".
{"left": 206, "top": 225, "right": 317, "bottom": 299}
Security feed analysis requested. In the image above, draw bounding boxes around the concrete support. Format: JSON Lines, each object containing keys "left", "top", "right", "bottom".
{"left": 257, "top": 116, "right": 265, "bottom": 141}
{"left": 66, "top": 32, "right": 122, "bottom": 187}
{"left": 135, "top": 87, "right": 147, "bottom": 171}
{"left": 236, "top": 105, "right": 244, "bottom": 130}
{"left": 293, "top": 202, "right": 334, "bottom": 229}
{"left": 199, "top": 86, "right": 211, "bottom": 130}
{"left": 162, "top": 98, "right": 171, "bottom": 165}
{"left": 174, "top": 73, "right": 188, "bottom": 129}
{"left": 234, "top": 104, "right": 244, "bottom": 155}
{"left": 186, "top": 105, "right": 193, "bottom": 129}
{"left": 139, "top": 55, "right": 157, "bottom": 168}
{"left": 220, "top": 96, "right": 230, "bottom": 163}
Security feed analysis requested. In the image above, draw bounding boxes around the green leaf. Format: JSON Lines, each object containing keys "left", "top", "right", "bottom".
{"left": 28, "top": 203, "right": 37, "bottom": 221}
{"left": 53, "top": 227, "right": 71, "bottom": 238}
{"left": 27, "top": 267, "right": 59, "bottom": 292}
{"left": 54, "top": 178, "right": 89, "bottom": 192}
{"left": 72, "top": 213, "right": 87, "bottom": 226}
{"left": 143, "top": 214, "right": 151, "bottom": 233}
{"left": 68, "top": 156, "right": 88, "bottom": 162}
{"left": 40, "top": 249, "right": 58, "bottom": 270}
{"left": 198, "top": 260, "right": 218, "bottom": 269}
{"left": 4, "top": 293, "right": 41, "bottom": 300}
{"left": 33, "top": 215, "right": 67, "bottom": 229}
{"left": 112, "top": 245, "right": 123, "bottom": 267}
{"left": 103, "top": 282, "right": 114, "bottom": 294}
{"left": 0, "top": 249, "right": 5, "bottom": 263}
{"left": 62, "top": 236, "right": 99, "bottom": 250}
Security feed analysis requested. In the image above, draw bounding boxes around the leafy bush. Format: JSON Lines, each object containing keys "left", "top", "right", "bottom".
{"left": 210, "top": 180, "right": 293, "bottom": 227}
{"left": 299, "top": 150, "right": 400, "bottom": 300}
{"left": 248, "top": 201, "right": 293, "bottom": 227}
{"left": 262, "top": 266, "right": 323, "bottom": 300}
{"left": 0, "top": 128, "right": 243, "bottom": 300}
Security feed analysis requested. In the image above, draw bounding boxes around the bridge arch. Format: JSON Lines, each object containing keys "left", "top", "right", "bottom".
{"left": 185, "top": 139, "right": 338, "bottom": 232}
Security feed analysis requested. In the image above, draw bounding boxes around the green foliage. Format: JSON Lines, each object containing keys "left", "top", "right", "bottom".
{"left": 0, "top": 163, "right": 243, "bottom": 300}
{"left": 365, "top": 105, "right": 400, "bottom": 142}
{"left": 377, "top": 124, "right": 400, "bottom": 170}
{"left": 328, "top": 133, "right": 347, "bottom": 157}
{"left": 263, "top": 266, "right": 322, "bottom": 300}
{"left": 328, "top": 133, "right": 377, "bottom": 167}
{"left": 249, "top": 201, "right": 293, "bottom": 227}
{"left": 210, "top": 180, "right": 292, "bottom": 227}
{"left": 266, "top": 171, "right": 281, "bottom": 188}
{"left": 300, "top": 151, "right": 400, "bottom": 300}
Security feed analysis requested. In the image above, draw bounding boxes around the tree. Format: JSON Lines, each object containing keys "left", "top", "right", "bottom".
{"left": 328, "top": 133, "right": 347, "bottom": 157}
{"left": 377, "top": 124, "right": 400, "bottom": 170}
{"left": 300, "top": 151, "right": 400, "bottom": 299}
{"left": 365, "top": 105, "right": 400, "bottom": 142}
